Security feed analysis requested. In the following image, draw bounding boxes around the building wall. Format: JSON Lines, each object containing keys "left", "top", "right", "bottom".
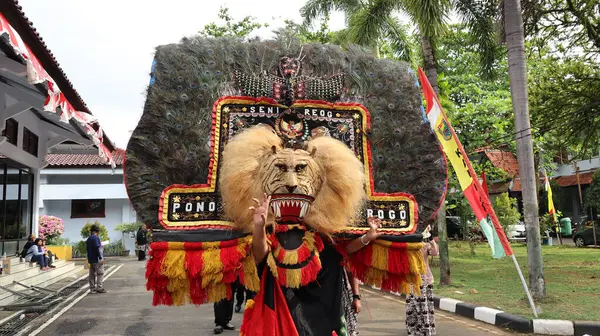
{"left": 38, "top": 168, "right": 138, "bottom": 254}
{"left": 47, "top": 174, "right": 124, "bottom": 184}
{"left": 554, "top": 158, "right": 600, "bottom": 177}
{"left": 41, "top": 198, "right": 137, "bottom": 252}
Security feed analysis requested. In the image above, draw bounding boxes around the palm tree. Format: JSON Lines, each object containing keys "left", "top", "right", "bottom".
{"left": 502, "top": 0, "right": 546, "bottom": 300}
{"left": 454, "top": 0, "right": 546, "bottom": 300}
{"left": 302, "top": 0, "right": 450, "bottom": 90}
{"left": 301, "top": 0, "right": 453, "bottom": 285}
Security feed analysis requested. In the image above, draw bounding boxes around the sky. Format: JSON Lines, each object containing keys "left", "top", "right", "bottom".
{"left": 18, "top": 0, "right": 348, "bottom": 148}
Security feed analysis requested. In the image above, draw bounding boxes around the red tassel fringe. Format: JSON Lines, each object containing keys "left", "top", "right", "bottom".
{"left": 146, "top": 239, "right": 253, "bottom": 306}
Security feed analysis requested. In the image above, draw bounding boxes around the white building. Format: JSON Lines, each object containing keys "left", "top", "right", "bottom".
{"left": 39, "top": 144, "right": 137, "bottom": 247}
{"left": 0, "top": 3, "right": 115, "bottom": 255}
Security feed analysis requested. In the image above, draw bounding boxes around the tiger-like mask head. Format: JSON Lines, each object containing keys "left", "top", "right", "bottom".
{"left": 259, "top": 146, "right": 322, "bottom": 198}
{"left": 220, "top": 125, "right": 366, "bottom": 234}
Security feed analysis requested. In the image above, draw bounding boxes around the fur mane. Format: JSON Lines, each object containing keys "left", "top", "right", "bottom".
{"left": 220, "top": 126, "right": 366, "bottom": 233}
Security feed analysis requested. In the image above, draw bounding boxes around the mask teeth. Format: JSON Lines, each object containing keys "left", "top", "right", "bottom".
{"left": 300, "top": 202, "right": 308, "bottom": 217}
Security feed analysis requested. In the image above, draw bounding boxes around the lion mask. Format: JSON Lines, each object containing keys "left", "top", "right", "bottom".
{"left": 219, "top": 126, "right": 366, "bottom": 234}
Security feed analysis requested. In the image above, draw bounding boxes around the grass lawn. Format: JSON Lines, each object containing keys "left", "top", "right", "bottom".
{"left": 430, "top": 242, "right": 600, "bottom": 321}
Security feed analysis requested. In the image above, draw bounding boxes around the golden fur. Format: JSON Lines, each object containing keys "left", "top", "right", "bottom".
{"left": 219, "top": 126, "right": 366, "bottom": 234}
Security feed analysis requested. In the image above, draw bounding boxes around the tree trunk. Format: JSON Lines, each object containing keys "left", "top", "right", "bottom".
{"left": 504, "top": 0, "right": 546, "bottom": 299}
{"left": 422, "top": 35, "right": 450, "bottom": 285}
{"left": 422, "top": 37, "right": 439, "bottom": 94}
{"left": 437, "top": 202, "right": 451, "bottom": 285}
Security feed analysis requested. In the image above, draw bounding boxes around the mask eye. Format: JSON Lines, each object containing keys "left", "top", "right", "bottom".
{"left": 295, "top": 164, "right": 307, "bottom": 172}
{"left": 275, "top": 164, "right": 288, "bottom": 172}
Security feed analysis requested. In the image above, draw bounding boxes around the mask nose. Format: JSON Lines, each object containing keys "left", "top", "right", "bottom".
{"left": 285, "top": 185, "right": 297, "bottom": 193}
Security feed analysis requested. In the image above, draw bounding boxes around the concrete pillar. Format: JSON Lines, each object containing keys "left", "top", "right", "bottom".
{"left": 31, "top": 167, "right": 41, "bottom": 236}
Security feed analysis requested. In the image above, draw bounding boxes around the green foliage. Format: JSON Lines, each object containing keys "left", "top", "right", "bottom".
{"left": 300, "top": 0, "right": 429, "bottom": 63}
{"left": 80, "top": 221, "right": 109, "bottom": 241}
{"left": 539, "top": 210, "right": 562, "bottom": 236}
{"left": 102, "top": 242, "right": 125, "bottom": 256}
{"left": 525, "top": 0, "right": 600, "bottom": 59}
{"left": 281, "top": 16, "right": 348, "bottom": 45}
{"left": 528, "top": 42, "right": 600, "bottom": 159}
{"left": 437, "top": 24, "right": 515, "bottom": 152}
{"left": 493, "top": 193, "right": 521, "bottom": 233}
{"left": 115, "top": 222, "right": 142, "bottom": 233}
{"left": 73, "top": 241, "right": 86, "bottom": 258}
{"left": 584, "top": 170, "right": 600, "bottom": 212}
{"left": 199, "top": 6, "right": 266, "bottom": 38}
{"left": 46, "top": 237, "right": 71, "bottom": 245}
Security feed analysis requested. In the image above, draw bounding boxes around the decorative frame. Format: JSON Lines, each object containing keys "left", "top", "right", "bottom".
{"left": 158, "top": 96, "right": 418, "bottom": 235}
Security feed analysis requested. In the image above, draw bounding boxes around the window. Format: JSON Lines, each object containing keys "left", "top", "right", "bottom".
{"left": 2, "top": 119, "right": 18, "bottom": 146}
{"left": 22, "top": 128, "right": 38, "bottom": 157}
{"left": 0, "top": 161, "right": 34, "bottom": 254}
{"left": 71, "top": 199, "right": 106, "bottom": 218}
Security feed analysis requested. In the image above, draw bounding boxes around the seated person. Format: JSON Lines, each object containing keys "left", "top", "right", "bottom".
{"left": 24, "top": 238, "right": 50, "bottom": 270}
{"left": 40, "top": 240, "right": 56, "bottom": 269}
{"left": 20, "top": 234, "right": 36, "bottom": 260}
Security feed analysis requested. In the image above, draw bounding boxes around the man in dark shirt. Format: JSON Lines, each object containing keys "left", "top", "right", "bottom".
{"left": 86, "top": 225, "right": 106, "bottom": 294}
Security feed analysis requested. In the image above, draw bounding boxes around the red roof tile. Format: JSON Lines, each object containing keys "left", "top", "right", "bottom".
{"left": 489, "top": 181, "right": 510, "bottom": 194}
{"left": 0, "top": 0, "right": 114, "bottom": 151}
{"left": 45, "top": 148, "right": 125, "bottom": 167}
{"left": 554, "top": 171, "right": 595, "bottom": 187}
{"left": 484, "top": 150, "right": 520, "bottom": 177}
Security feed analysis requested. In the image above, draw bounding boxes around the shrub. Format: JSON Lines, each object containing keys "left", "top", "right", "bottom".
{"left": 115, "top": 222, "right": 141, "bottom": 234}
{"left": 80, "top": 221, "right": 109, "bottom": 241}
{"left": 38, "top": 215, "right": 65, "bottom": 242}
{"left": 73, "top": 241, "right": 87, "bottom": 258}
{"left": 493, "top": 193, "right": 521, "bottom": 234}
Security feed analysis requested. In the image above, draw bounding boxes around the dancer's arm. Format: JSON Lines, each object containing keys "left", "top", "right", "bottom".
{"left": 345, "top": 217, "right": 382, "bottom": 254}
{"left": 428, "top": 237, "right": 439, "bottom": 256}
{"left": 250, "top": 193, "right": 271, "bottom": 263}
{"left": 349, "top": 272, "right": 362, "bottom": 313}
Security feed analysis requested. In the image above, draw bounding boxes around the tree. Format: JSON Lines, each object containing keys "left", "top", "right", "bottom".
{"left": 584, "top": 171, "right": 600, "bottom": 212}
{"left": 503, "top": 0, "right": 546, "bottom": 299}
{"left": 493, "top": 193, "right": 522, "bottom": 234}
{"left": 528, "top": 46, "right": 600, "bottom": 159}
{"left": 524, "top": 0, "right": 600, "bottom": 60}
{"left": 199, "top": 6, "right": 266, "bottom": 38}
{"left": 453, "top": 0, "right": 546, "bottom": 299}
{"left": 301, "top": 0, "right": 416, "bottom": 62}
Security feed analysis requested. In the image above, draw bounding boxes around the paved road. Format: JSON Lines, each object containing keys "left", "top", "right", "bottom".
{"left": 36, "top": 260, "right": 515, "bottom": 336}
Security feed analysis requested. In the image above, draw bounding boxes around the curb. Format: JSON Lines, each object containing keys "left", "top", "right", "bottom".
{"left": 433, "top": 296, "right": 600, "bottom": 335}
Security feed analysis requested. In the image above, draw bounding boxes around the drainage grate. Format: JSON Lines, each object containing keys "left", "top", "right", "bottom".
{"left": 57, "top": 278, "right": 89, "bottom": 296}
{"left": 0, "top": 265, "right": 115, "bottom": 336}
{"left": 0, "top": 312, "right": 40, "bottom": 336}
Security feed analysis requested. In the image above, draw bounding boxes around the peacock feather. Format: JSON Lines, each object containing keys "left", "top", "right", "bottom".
{"left": 125, "top": 36, "right": 447, "bottom": 232}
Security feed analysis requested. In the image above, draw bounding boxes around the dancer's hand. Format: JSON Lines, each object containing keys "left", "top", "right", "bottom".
{"left": 352, "top": 298, "right": 362, "bottom": 314}
{"left": 365, "top": 217, "right": 383, "bottom": 241}
{"left": 249, "top": 193, "right": 271, "bottom": 228}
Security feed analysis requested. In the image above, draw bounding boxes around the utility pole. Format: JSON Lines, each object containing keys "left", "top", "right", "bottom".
{"left": 504, "top": 0, "right": 546, "bottom": 299}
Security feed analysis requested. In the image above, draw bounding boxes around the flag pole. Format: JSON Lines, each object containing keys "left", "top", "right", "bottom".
{"left": 416, "top": 67, "right": 538, "bottom": 319}
{"left": 511, "top": 254, "right": 538, "bottom": 318}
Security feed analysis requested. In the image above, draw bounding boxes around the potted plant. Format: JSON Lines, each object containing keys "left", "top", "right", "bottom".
{"left": 39, "top": 215, "right": 71, "bottom": 260}
{"left": 115, "top": 223, "right": 140, "bottom": 257}
{"left": 539, "top": 212, "right": 561, "bottom": 245}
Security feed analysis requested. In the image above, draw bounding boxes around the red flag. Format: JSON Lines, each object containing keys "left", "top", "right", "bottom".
{"left": 418, "top": 68, "right": 513, "bottom": 257}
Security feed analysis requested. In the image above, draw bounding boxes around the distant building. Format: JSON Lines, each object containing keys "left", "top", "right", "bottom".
{"left": 0, "top": 4, "right": 114, "bottom": 255}
{"left": 39, "top": 144, "right": 137, "bottom": 249}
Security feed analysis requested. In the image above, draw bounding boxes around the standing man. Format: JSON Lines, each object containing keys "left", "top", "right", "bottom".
{"left": 136, "top": 224, "right": 149, "bottom": 261}
{"left": 86, "top": 225, "right": 106, "bottom": 294}
{"left": 213, "top": 282, "right": 238, "bottom": 334}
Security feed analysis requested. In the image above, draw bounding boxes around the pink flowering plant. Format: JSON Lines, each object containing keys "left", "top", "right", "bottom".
{"left": 38, "top": 215, "right": 65, "bottom": 244}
